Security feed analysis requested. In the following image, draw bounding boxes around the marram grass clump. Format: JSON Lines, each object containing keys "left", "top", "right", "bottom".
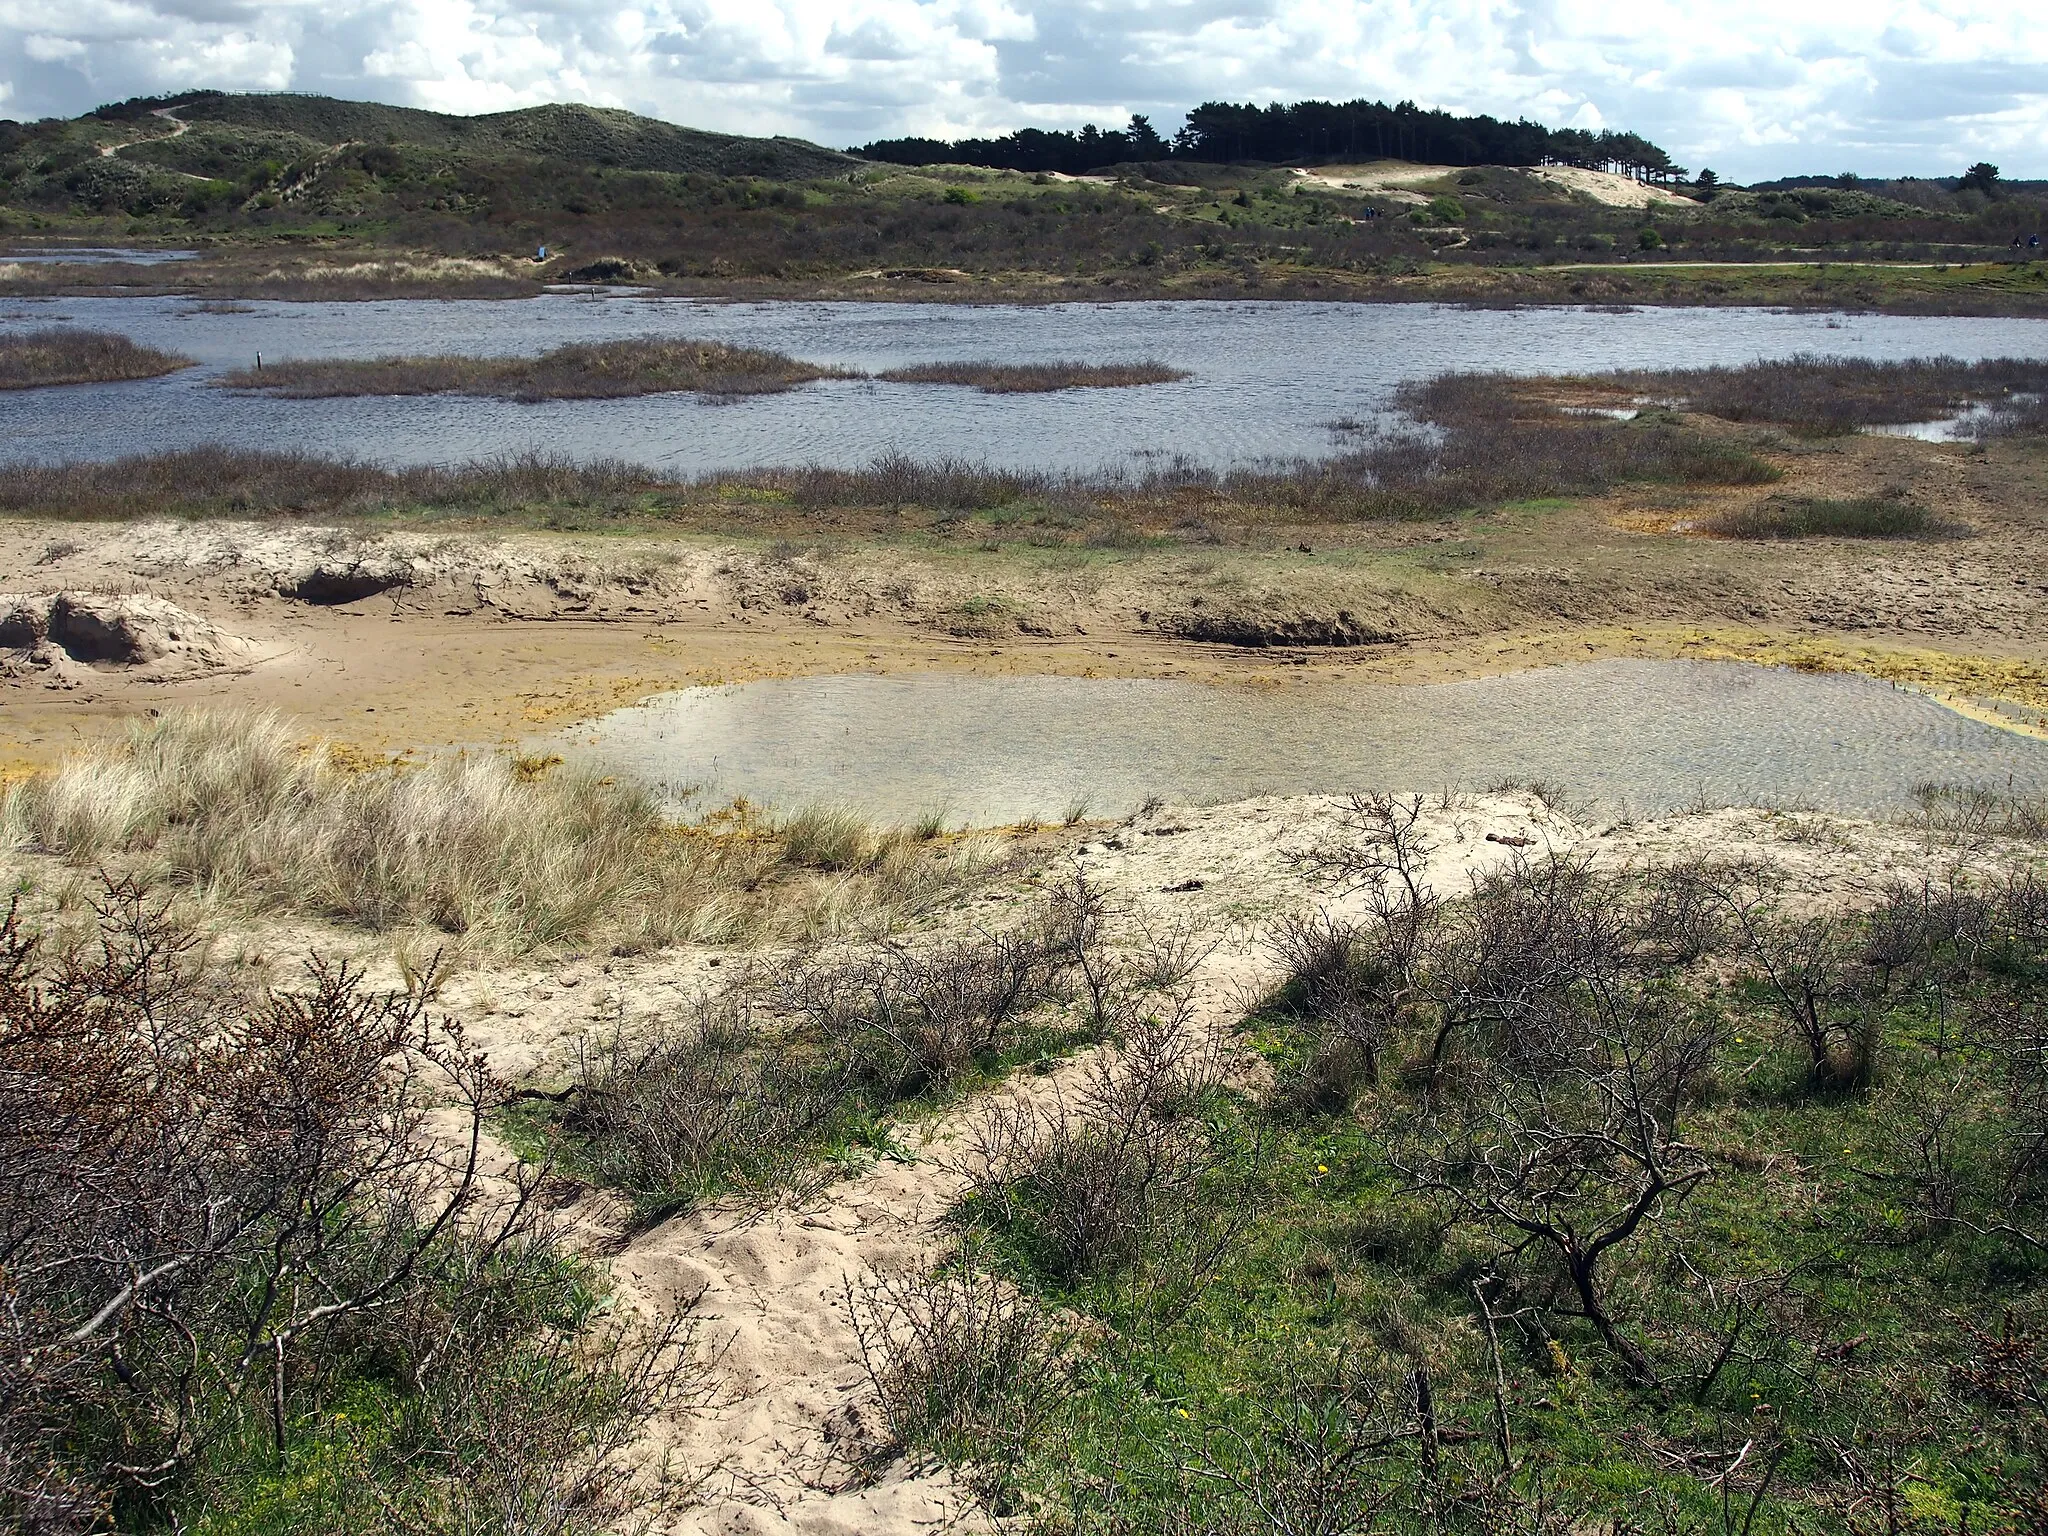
{"left": 1, "top": 710, "right": 993, "bottom": 953}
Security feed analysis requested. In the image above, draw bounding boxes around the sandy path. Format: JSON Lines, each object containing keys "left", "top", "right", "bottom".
{"left": 563, "top": 792, "right": 1578, "bottom": 1532}
{"left": 481, "top": 782, "right": 2030, "bottom": 1535}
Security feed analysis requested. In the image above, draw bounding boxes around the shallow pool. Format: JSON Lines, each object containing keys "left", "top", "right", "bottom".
{"left": 570, "top": 660, "right": 2048, "bottom": 825}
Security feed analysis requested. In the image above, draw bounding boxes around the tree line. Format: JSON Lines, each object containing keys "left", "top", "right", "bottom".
{"left": 853, "top": 99, "right": 1683, "bottom": 181}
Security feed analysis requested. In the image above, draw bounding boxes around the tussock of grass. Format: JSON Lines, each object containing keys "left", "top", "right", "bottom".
{"left": 0, "top": 326, "right": 193, "bottom": 389}
{"left": 0, "top": 710, "right": 992, "bottom": 953}
{"left": 1698, "top": 495, "right": 1953, "bottom": 539}
{"left": 877, "top": 359, "right": 1188, "bottom": 392}
{"left": 217, "top": 336, "right": 851, "bottom": 400}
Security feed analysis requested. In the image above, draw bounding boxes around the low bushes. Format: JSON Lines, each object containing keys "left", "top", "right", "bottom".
{"left": 1699, "top": 495, "right": 1953, "bottom": 539}
{"left": 866, "top": 796, "right": 2048, "bottom": 1531}
{"left": 542, "top": 877, "right": 1104, "bottom": 1216}
{"left": 0, "top": 885, "right": 696, "bottom": 1531}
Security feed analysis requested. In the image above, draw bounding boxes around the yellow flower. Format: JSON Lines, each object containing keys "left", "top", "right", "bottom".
{"left": 1316, "top": 1164, "right": 1329, "bottom": 1174}
{"left": 1176, "top": 1408, "right": 1191, "bottom": 1419}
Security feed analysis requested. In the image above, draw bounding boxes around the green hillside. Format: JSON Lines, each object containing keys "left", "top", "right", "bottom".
{"left": 162, "top": 93, "right": 855, "bottom": 180}
{"left": 0, "top": 90, "right": 854, "bottom": 229}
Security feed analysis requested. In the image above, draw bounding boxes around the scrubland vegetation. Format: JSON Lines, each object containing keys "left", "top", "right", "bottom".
{"left": 837, "top": 794, "right": 2048, "bottom": 1530}
{"left": 0, "top": 883, "right": 701, "bottom": 1533}
{"left": 9, "top": 700, "right": 2048, "bottom": 1530}
{"left": 0, "top": 327, "right": 192, "bottom": 389}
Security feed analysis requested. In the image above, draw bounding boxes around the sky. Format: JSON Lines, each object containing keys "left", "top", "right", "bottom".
{"left": 0, "top": 0, "right": 2041, "bottom": 183}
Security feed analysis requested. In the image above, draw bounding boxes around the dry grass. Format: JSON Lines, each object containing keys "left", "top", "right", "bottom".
{"left": 216, "top": 337, "right": 852, "bottom": 400}
{"left": 0, "top": 327, "right": 193, "bottom": 390}
{"left": 876, "top": 360, "right": 1189, "bottom": 392}
{"left": 0, "top": 710, "right": 996, "bottom": 954}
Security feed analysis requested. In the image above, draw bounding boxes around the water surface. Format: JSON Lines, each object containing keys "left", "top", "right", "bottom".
{"left": 5, "top": 296, "right": 2046, "bottom": 472}
{"left": 0, "top": 247, "right": 198, "bottom": 265}
{"left": 573, "top": 660, "right": 2048, "bottom": 825}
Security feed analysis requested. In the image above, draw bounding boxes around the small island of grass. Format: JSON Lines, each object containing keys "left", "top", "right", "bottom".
{"left": 216, "top": 337, "right": 854, "bottom": 401}
{"left": 875, "top": 359, "right": 1189, "bottom": 392}
{"left": 216, "top": 341, "right": 1193, "bottom": 402}
{"left": 0, "top": 328, "right": 196, "bottom": 390}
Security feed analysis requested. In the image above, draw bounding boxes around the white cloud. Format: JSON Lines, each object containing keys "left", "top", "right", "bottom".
{"left": 0, "top": 0, "right": 2038, "bottom": 180}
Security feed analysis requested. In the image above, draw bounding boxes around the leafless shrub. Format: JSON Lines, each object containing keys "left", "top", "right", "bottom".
{"left": 1129, "top": 911, "right": 1215, "bottom": 993}
{"left": 564, "top": 985, "right": 845, "bottom": 1209}
{"left": 770, "top": 878, "right": 1113, "bottom": 1093}
{"left": 847, "top": 1263, "right": 1073, "bottom": 1502}
{"left": 1633, "top": 863, "right": 1731, "bottom": 966}
{"left": 356, "top": 1309, "right": 705, "bottom": 1536}
{"left": 1171, "top": 1369, "right": 1416, "bottom": 1536}
{"left": 0, "top": 881, "right": 695, "bottom": 1529}
{"left": 781, "top": 926, "right": 1065, "bottom": 1093}
{"left": 1265, "top": 911, "right": 1396, "bottom": 1109}
{"left": 1385, "top": 1000, "right": 1716, "bottom": 1388}
{"left": 1713, "top": 865, "right": 1876, "bottom": 1090}
{"left": 962, "top": 1001, "right": 1247, "bottom": 1289}
{"left": 1907, "top": 781, "right": 2048, "bottom": 844}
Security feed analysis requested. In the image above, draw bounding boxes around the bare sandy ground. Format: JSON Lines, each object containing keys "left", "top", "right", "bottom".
{"left": 1286, "top": 161, "right": 1693, "bottom": 210}
{"left": 1525, "top": 164, "right": 1695, "bottom": 208}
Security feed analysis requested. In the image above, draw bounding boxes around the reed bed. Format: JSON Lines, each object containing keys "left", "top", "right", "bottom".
{"left": 0, "top": 446, "right": 656, "bottom": 521}
{"left": 875, "top": 360, "right": 1188, "bottom": 392}
{"left": 0, "top": 711, "right": 994, "bottom": 953}
{"left": 217, "top": 336, "right": 851, "bottom": 400}
{"left": 1595, "top": 354, "right": 2048, "bottom": 436}
{"left": 0, "top": 326, "right": 194, "bottom": 390}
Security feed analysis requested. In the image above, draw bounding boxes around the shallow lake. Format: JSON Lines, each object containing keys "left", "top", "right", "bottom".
{"left": 571, "top": 660, "right": 2048, "bottom": 826}
{"left": 5, "top": 295, "right": 2047, "bottom": 472}
{"left": 0, "top": 247, "right": 198, "bottom": 265}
